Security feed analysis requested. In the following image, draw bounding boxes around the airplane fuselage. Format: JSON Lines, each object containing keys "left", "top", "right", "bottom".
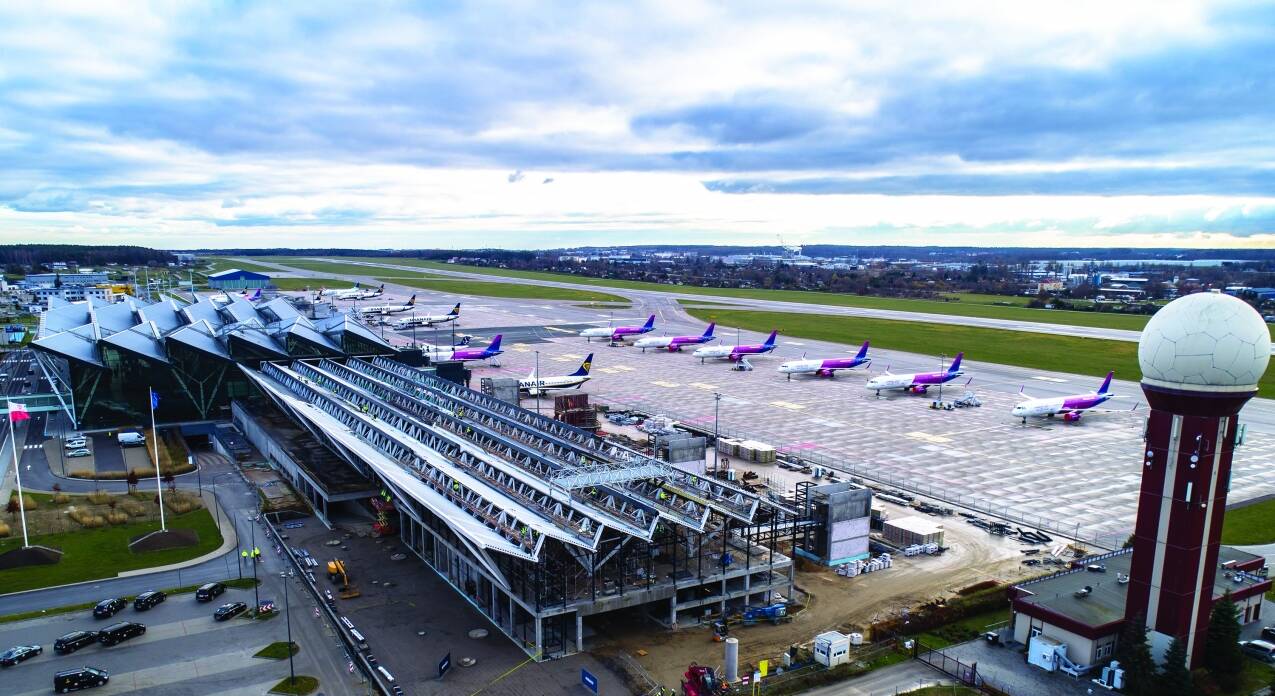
{"left": 1012, "top": 393, "right": 1112, "bottom": 421}
{"left": 778, "top": 356, "right": 869, "bottom": 378}
{"left": 866, "top": 370, "right": 963, "bottom": 394}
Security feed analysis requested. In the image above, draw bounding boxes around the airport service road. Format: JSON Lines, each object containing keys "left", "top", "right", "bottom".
{"left": 469, "top": 330, "right": 1275, "bottom": 546}
{"left": 0, "top": 587, "right": 297, "bottom": 696}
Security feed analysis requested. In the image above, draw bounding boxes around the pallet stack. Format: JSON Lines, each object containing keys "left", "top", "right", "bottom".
{"left": 554, "top": 393, "right": 598, "bottom": 429}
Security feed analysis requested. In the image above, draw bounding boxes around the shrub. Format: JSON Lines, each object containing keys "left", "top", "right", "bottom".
{"left": 68, "top": 469, "right": 94, "bottom": 479}
{"left": 52, "top": 493, "right": 70, "bottom": 505}
{"left": 87, "top": 491, "right": 112, "bottom": 505}
{"left": 10, "top": 494, "right": 37, "bottom": 510}
{"left": 106, "top": 512, "right": 129, "bottom": 525}
{"left": 120, "top": 500, "right": 146, "bottom": 517}
{"left": 0, "top": 522, "right": 9, "bottom": 537}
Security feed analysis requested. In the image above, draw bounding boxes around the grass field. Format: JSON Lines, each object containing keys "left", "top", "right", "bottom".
{"left": 254, "top": 257, "right": 446, "bottom": 278}
{"left": 684, "top": 308, "right": 1275, "bottom": 399}
{"left": 267, "top": 277, "right": 345, "bottom": 292}
{"left": 0, "top": 508, "right": 222, "bottom": 594}
{"left": 376, "top": 276, "right": 628, "bottom": 302}
{"left": 205, "top": 257, "right": 280, "bottom": 274}
{"left": 269, "top": 675, "right": 319, "bottom": 695}
{"left": 1221, "top": 498, "right": 1275, "bottom": 545}
{"left": 917, "top": 608, "right": 1009, "bottom": 649}
{"left": 324, "top": 257, "right": 1213, "bottom": 333}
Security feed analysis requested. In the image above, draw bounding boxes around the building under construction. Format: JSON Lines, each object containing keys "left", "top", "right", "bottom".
{"left": 243, "top": 356, "right": 803, "bottom": 660}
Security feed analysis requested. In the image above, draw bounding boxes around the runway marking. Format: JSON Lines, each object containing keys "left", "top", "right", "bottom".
{"left": 560, "top": 353, "right": 584, "bottom": 359}
{"left": 614, "top": 365, "right": 636, "bottom": 371}
{"left": 810, "top": 418, "right": 846, "bottom": 428}
{"left": 784, "top": 342, "right": 805, "bottom": 346}
{"left": 545, "top": 326, "right": 575, "bottom": 333}
{"left": 720, "top": 396, "right": 752, "bottom": 405}
{"left": 1032, "top": 375, "right": 1067, "bottom": 383}
{"left": 690, "top": 382, "right": 718, "bottom": 391}
{"left": 550, "top": 356, "right": 573, "bottom": 362}
{"left": 596, "top": 368, "right": 622, "bottom": 374}
{"left": 508, "top": 344, "right": 531, "bottom": 352}
{"left": 651, "top": 380, "right": 680, "bottom": 388}
{"left": 769, "top": 400, "right": 806, "bottom": 411}
{"left": 906, "top": 431, "right": 953, "bottom": 444}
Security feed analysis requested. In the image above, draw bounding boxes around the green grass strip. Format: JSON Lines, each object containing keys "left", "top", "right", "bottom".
{"left": 376, "top": 276, "right": 628, "bottom": 302}
{"left": 269, "top": 675, "right": 319, "bottom": 695}
{"left": 1221, "top": 497, "right": 1275, "bottom": 545}
{"left": 683, "top": 307, "right": 1275, "bottom": 399}
{"left": 254, "top": 641, "right": 300, "bottom": 659}
{"left": 204, "top": 257, "right": 281, "bottom": 274}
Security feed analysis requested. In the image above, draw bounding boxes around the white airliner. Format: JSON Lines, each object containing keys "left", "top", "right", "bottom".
{"left": 358, "top": 294, "right": 416, "bottom": 316}
{"left": 865, "top": 353, "right": 965, "bottom": 395}
{"left": 317, "top": 283, "right": 380, "bottom": 300}
{"left": 393, "top": 303, "right": 461, "bottom": 329}
{"left": 520, "top": 354, "right": 593, "bottom": 395}
{"left": 1011, "top": 372, "right": 1123, "bottom": 423}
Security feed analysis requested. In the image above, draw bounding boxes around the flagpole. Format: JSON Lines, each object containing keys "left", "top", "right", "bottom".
{"left": 150, "top": 388, "right": 166, "bottom": 532}
{"left": 7, "top": 403, "right": 29, "bottom": 548}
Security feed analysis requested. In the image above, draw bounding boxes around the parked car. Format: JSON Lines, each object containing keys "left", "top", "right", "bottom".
{"left": 53, "top": 631, "right": 98, "bottom": 655}
{"left": 97, "top": 622, "right": 145, "bottom": 646}
{"left": 92, "top": 598, "right": 126, "bottom": 619}
{"left": 65, "top": 448, "right": 92, "bottom": 458}
{"left": 195, "top": 582, "right": 226, "bottom": 602}
{"left": 0, "top": 644, "right": 42, "bottom": 666}
{"left": 133, "top": 590, "right": 166, "bottom": 611}
{"left": 1262, "top": 626, "right": 1275, "bottom": 642}
{"left": 213, "top": 602, "right": 248, "bottom": 621}
{"left": 53, "top": 666, "right": 109, "bottom": 692}
{"left": 64, "top": 437, "right": 88, "bottom": 449}
{"left": 117, "top": 432, "right": 145, "bottom": 447}
{"left": 1241, "top": 639, "right": 1275, "bottom": 663}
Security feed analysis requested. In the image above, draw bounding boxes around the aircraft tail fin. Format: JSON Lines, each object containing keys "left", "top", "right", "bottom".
{"left": 487, "top": 334, "right": 502, "bottom": 352}
{"left": 948, "top": 352, "right": 964, "bottom": 373}
{"left": 642, "top": 314, "right": 656, "bottom": 330}
{"left": 449, "top": 303, "right": 461, "bottom": 316}
{"left": 571, "top": 354, "right": 593, "bottom": 377}
{"left": 763, "top": 330, "right": 778, "bottom": 347}
{"left": 406, "top": 294, "right": 416, "bottom": 306}
{"left": 1098, "top": 370, "right": 1113, "bottom": 394}
{"left": 854, "top": 340, "right": 869, "bottom": 360}
{"left": 702, "top": 322, "right": 715, "bottom": 338}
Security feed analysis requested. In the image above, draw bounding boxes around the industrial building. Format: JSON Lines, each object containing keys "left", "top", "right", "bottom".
{"left": 23, "top": 271, "right": 111, "bottom": 287}
{"left": 242, "top": 355, "right": 803, "bottom": 659}
{"left": 795, "top": 481, "right": 871, "bottom": 566}
{"left": 29, "top": 294, "right": 394, "bottom": 427}
{"left": 881, "top": 516, "right": 945, "bottom": 548}
{"left": 207, "top": 268, "right": 271, "bottom": 290}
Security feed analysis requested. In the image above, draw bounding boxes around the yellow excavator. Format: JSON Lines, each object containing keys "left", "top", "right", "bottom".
{"left": 326, "top": 559, "right": 361, "bottom": 599}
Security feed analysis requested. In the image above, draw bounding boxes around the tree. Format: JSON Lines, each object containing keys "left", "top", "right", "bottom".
{"left": 1204, "top": 592, "right": 1243, "bottom": 691}
{"left": 162, "top": 471, "right": 176, "bottom": 493}
{"left": 1157, "top": 636, "right": 1195, "bottom": 696}
{"left": 126, "top": 470, "right": 139, "bottom": 493}
{"left": 1114, "top": 613, "right": 1157, "bottom": 696}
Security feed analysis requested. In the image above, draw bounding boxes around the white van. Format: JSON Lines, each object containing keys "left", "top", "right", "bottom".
{"left": 117, "top": 432, "right": 146, "bottom": 447}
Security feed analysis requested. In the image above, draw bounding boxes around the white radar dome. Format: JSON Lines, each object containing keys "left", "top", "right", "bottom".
{"left": 1138, "top": 292, "right": 1271, "bottom": 392}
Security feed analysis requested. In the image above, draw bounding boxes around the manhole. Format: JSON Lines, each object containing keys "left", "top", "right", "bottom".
{"left": 468, "top": 629, "right": 488, "bottom": 639}
{"left": 390, "top": 553, "right": 407, "bottom": 561}
{"left": 459, "top": 657, "right": 476, "bottom": 667}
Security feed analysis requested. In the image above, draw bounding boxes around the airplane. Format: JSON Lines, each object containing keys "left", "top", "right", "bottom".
{"left": 692, "top": 330, "right": 778, "bottom": 363}
{"left": 1011, "top": 371, "right": 1122, "bottom": 424}
{"left": 520, "top": 354, "right": 593, "bottom": 395}
{"left": 350, "top": 283, "right": 385, "bottom": 300}
{"left": 777, "top": 341, "right": 871, "bottom": 380}
{"left": 422, "top": 334, "right": 502, "bottom": 363}
{"left": 633, "top": 323, "right": 716, "bottom": 352}
{"left": 237, "top": 288, "right": 263, "bottom": 302}
{"left": 579, "top": 315, "right": 656, "bottom": 343}
{"left": 358, "top": 294, "right": 417, "bottom": 316}
{"left": 865, "top": 352, "right": 965, "bottom": 395}
{"left": 315, "top": 283, "right": 366, "bottom": 300}
{"left": 393, "top": 303, "right": 461, "bottom": 329}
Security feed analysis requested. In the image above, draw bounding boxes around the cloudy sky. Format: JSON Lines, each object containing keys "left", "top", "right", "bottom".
{"left": 1, "top": 1, "right": 1273, "bottom": 250}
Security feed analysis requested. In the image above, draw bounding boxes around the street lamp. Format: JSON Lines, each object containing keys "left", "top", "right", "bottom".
{"left": 534, "top": 350, "right": 541, "bottom": 416}
{"left": 281, "top": 571, "right": 296, "bottom": 687}
{"left": 937, "top": 353, "right": 945, "bottom": 405}
{"left": 713, "top": 392, "right": 722, "bottom": 475}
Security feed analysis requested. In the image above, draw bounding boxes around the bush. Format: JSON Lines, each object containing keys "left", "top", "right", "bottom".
{"left": 68, "top": 469, "right": 94, "bottom": 479}
{"left": 0, "top": 522, "right": 9, "bottom": 537}
{"left": 957, "top": 580, "right": 1000, "bottom": 595}
{"left": 69, "top": 509, "right": 107, "bottom": 528}
{"left": 120, "top": 500, "right": 146, "bottom": 517}
{"left": 106, "top": 512, "right": 130, "bottom": 525}
{"left": 52, "top": 493, "right": 70, "bottom": 505}
{"left": 87, "top": 491, "right": 112, "bottom": 505}
{"left": 9, "top": 494, "right": 37, "bottom": 510}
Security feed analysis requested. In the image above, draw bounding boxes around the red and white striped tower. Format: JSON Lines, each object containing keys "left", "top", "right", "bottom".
{"left": 1125, "top": 292, "right": 1271, "bottom": 667}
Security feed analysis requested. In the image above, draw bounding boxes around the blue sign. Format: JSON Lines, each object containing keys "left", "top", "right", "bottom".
{"left": 438, "top": 652, "right": 451, "bottom": 679}
{"left": 581, "top": 668, "right": 598, "bottom": 694}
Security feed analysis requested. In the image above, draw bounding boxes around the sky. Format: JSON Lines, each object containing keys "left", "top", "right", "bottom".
{"left": 1, "top": 1, "right": 1274, "bottom": 250}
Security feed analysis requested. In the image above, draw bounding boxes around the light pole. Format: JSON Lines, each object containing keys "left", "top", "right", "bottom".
{"left": 713, "top": 392, "right": 721, "bottom": 475}
{"left": 281, "top": 571, "right": 296, "bottom": 686}
{"left": 937, "top": 353, "right": 945, "bottom": 405}
{"left": 248, "top": 520, "right": 259, "bottom": 610}
{"left": 534, "top": 350, "right": 541, "bottom": 415}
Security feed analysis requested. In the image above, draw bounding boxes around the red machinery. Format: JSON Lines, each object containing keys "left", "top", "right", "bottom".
{"left": 681, "top": 662, "right": 726, "bottom": 696}
{"left": 370, "top": 496, "right": 397, "bottom": 537}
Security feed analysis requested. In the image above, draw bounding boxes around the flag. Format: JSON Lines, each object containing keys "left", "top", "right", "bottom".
{"left": 150, "top": 389, "right": 160, "bottom": 410}
{"left": 7, "top": 401, "right": 29, "bottom": 422}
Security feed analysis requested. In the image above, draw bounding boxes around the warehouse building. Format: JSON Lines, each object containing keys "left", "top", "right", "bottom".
{"left": 244, "top": 356, "right": 802, "bottom": 659}
{"left": 207, "top": 268, "right": 271, "bottom": 290}
{"left": 882, "top": 516, "right": 945, "bottom": 548}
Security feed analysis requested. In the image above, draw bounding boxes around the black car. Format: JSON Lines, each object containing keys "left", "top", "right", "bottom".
{"left": 133, "top": 590, "right": 166, "bottom": 611}
{"left": 53, "top": 631, "right": 98, "bottom": 655}
{"left": 97, "top": 622, "right": 145, "bottom": 646}
{"left": 0, "top": 644, "right": 42, "bottom": 667}
{"left": 53, "top": 666, "right": 109, "bottom": 692}
{"left": 195, "top": 582, "right": 225, "bottom": 602}
{"left": 92, "top": 598, "right": 126, "bottom": 619}
{"left": 1262, "top": 626, "right": 1275, "bottom": 642}
{"left": 213, "top": 601, "right": 248, "bottom": 621}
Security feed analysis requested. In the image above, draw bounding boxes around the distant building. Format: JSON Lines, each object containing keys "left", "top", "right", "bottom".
{"left": 24, "top": 272, "right": 110, "bottom": 287}
{"left": 207, "top": 269, "right": 270, "bottom": 290}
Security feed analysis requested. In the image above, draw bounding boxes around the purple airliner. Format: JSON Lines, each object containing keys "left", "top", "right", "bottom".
{"left": 633, "top": 323, "right": 716, "bottom": 352}
{"left": 579, "top": 315, "right": 656, "bottom": 343}
{"left": 1012, "top": 371, "right": 1120, "bottom": 423}
{"left": 865, "top": 352, "right": 964, "bottom": 394}
{"left": 425, "top": 334, "right": 502, "bottom": 363}
{"left": 777, "top": 341, "right": 871, "bottom": 380}
{"left": 692, "top": 330, "right": 778, "bottom": 362}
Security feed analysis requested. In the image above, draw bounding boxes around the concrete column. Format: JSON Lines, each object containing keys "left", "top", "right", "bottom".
{"left": 534, "top": 616, "right": 543, "bottom": 657}
{"left": 670, "top": 597, "right": 677, "bottom": 627}
{"left": 576, "top": 613, "right": 583, "bottom": 653}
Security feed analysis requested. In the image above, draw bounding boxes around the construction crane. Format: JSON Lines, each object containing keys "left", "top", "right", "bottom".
{"left": 326, "top": 559, "right": 361, "bottom": 599}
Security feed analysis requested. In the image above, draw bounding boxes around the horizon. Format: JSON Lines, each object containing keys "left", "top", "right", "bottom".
{"left": 2, "top": 3, "right": 1274, "bottom": 249}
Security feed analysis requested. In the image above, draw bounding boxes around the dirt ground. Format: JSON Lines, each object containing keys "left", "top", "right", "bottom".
{"left": 594, "top": 497, "right": 1042, "bottom": 689}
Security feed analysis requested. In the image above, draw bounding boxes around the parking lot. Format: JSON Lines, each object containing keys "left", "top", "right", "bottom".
{"left": 0, "top": 586, "right": 298, "bottom": 696}
{"left": 469, "top": 329, "right": 1275, "bottom": 546}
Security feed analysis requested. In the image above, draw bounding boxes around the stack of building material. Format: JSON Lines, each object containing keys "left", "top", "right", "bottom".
{"left": 883, "top": 516, "right": 945, "bottom": 548}
{"left": 554, "top": 393, "right": 598, "bottom": 429}
{"left": 730, "top": 439, "right": 777, "bottom": 463}
{"left": 479, "top": 377, "right": 520, "bottom": 405}
{"left": 715, "top": 437, "right": 737, "bottom": 455}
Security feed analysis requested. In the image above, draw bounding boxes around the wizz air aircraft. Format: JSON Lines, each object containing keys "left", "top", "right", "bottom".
{"left": 579, "top": 315, "right": 655, "bottom": 343}
{"left": 316, "top": 283, "right": 367, "bottom": 300}
{"left": 393, "top": 303, "right": 461, "bottom": 329}
{"left": 423, "top": 334, "right": 502, "bottom": 363}
{"left": 358, "top": 294, "right": 416, "bottom": 316}
{"left": 520, "top": 354, "right": 592, "bottom": 395}
{"left": 1011, "top": 371, "right": 1122, "bottom": 423}
{"left": 239, "top": 288, "right": 263, "bottom": 302}
{"left": 633, "top": 323, "right": 716, "bottom": 352}
{"left": 692, "top": 330, "right": 778, "bottom": 362}
{"left": 778, "top": 341, "right": 870, "bottom": 380}
{"left": 866, "top": 352, "right": 965, "bottom": 395}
